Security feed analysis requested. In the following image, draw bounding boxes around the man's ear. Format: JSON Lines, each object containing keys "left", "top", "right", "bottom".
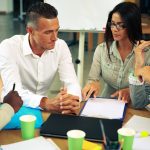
{"left": 26, "top": 26, "right": 33, "bottom": 34}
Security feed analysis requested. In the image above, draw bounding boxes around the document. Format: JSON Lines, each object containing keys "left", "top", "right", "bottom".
{"left": 124, "top": 115, "right": 150, "bottom": 133}
{"left": 1, "top": 136, "right": 60, "bottom": 150}
{"left": 124, "top": 115, "right": 150, "bottom": 150}
{"left": 133, "top": 137, "right": 150, "bottom": 150}
{"left": 80, "top": 97, "right": 126, "bottom": 119}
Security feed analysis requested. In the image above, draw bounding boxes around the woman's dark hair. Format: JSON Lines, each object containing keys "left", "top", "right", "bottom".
{"left": 26, "top": 2, "right": 58, "bottom": 28}
{"left": 104, "top": 2, "right": 142, "bottom": 58}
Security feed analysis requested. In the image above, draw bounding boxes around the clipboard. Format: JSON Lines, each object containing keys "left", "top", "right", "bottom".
{"left": 80, "top": 97, "right": 127, "bottom": 120}
{"left": 40, "top": 113, "right": 122, "bottom": 142}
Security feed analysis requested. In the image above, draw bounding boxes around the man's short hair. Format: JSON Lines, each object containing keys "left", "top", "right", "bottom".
{"left": 26, "top": 2, "right": 58, "bottom": 28}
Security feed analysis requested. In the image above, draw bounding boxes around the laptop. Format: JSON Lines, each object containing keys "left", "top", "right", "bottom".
{"left": 40, "top": 113, "right": 122, "bottom": 142}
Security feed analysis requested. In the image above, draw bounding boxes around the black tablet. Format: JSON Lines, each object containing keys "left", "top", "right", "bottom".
{"left": 40, "top": 113, "right": 122, "bottom": 142}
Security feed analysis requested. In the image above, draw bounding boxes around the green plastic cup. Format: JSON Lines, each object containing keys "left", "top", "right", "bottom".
{"left": 67, "top": 130, "right": 86, "bottom": 150}
{"left": 20, "top": 115, "right": 36, "bottom": 140}
{"left": 118, "top": 128, "right": 135, "bottom": 150}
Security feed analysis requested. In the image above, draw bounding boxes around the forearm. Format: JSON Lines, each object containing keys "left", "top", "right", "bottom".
{"left": 134, "top": 40, "right": 150, "bottom": 70}
{"left": 39, "top": 97, "right": 61, "bottom": 112}
{"left": 137, "top": 66, "right": 150, "bottom": 83}
{"left": 39, "top": 97, "right": 52, "bottom": 111}
{"left": 134, "top": 52, "right": 144, "bottom": 69}
{"left": 0, "top": 104, "right": 14, "bottom": 130}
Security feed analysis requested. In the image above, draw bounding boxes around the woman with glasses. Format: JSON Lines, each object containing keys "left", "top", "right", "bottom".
{"left": 82, "top": 2, "right": 150, "bottom": 104}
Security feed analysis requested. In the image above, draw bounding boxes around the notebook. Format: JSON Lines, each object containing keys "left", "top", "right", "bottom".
{"left": 40, "top": 113, "right": 122, "bottom": 142}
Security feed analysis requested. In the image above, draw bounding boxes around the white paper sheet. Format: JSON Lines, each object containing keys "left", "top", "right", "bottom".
{"left": 124, "top": 115, "right": 150, "bottom": 150}
{"left": 133, "top": 136, "right": 150, "bottom": 150}
{"left": 80, "top": 98, "right": 125, "bottom": 119}
{"left": 124, "top": 115, "right": 150, "bottom": 133}
{"left": 1, "top": 136, "right": 60, "bottom": 150}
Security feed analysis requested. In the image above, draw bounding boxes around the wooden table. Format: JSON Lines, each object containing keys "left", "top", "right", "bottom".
{"left": 0, "top": 104, "right": 150, "bottom": 150}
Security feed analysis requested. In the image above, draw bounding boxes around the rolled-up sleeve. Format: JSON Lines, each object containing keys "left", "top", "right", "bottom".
{"left": 129, "top": 84, "right": 150, "bottom": 109}
{"left": 129, "top": 73, "right": 150, "bottom": 108}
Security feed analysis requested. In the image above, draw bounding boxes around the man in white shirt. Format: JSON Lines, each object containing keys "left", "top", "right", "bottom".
{"left": 0, "top": 2, "right": 81, "bottom": 114}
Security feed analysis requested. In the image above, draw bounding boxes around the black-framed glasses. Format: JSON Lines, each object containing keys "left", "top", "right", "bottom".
{"left": 108, "top": 22, "right": 126, "bottom": 30}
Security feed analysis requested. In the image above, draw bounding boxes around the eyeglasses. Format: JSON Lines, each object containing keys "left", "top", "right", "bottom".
{"left": 108, "top": 22, "right": 126, "bottom": 30}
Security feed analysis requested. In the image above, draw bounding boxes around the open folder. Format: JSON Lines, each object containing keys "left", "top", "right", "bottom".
{"left": 80, "top": 97, "right": 126, "bottom": 120}
{"left": 40, "top": 113, "right": 122, "bottom": 142}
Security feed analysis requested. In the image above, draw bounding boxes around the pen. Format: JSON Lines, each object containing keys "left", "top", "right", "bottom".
{"left": 99, "top": 120, "right": 108, "bottom": 149}
{"left": 12, "top": 83, "right": 15, "bottom": 91}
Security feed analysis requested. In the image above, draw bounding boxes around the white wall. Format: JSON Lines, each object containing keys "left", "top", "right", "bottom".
{"left": 45, "top": 0, "right": 123, "bottom": 31}
{"left": 0, "top": 0, "right": 13, "bottom": 13}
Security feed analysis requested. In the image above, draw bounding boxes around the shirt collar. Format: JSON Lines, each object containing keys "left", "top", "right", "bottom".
{"left": 109, "top": 41, "right": 119, "bottom": 58}
{"left": 23, "top": 33, "right": 33, "bottom": 56}
{"left": 110, "top": 41, "right": 134, "bottom": 58}
{"left": 23, "top": 33, "right": 56, "bottom": 56}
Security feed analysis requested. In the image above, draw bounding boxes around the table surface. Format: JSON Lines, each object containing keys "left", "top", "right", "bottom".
{"left": 0, "top": 103, "right": 150, "bottom": 150}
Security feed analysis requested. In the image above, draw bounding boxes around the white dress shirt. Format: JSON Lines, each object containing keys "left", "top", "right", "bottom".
{"left": 0, "top": 34, "right": 81, "bottom": 108}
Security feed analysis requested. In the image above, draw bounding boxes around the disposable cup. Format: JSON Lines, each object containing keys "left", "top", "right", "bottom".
{"left": 20, "top": 115, "right": 36, "bottom": 140}
{"left": 118, "top": 128, "right": 135, "bottom": 150}
{"left": 67, "top": 129, "right": 86, "bottom": 150}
